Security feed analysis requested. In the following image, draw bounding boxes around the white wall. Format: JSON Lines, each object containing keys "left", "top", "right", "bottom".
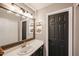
{"left": 0, "top": 8, "right": 20, "bottom": 46}
{"left": 36, "top": 3, "right": 73, "bottom": 55}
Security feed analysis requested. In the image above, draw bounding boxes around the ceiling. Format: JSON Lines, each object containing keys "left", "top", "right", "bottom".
{"left": 25, "top": 3, "right": 53, "bottom": 11}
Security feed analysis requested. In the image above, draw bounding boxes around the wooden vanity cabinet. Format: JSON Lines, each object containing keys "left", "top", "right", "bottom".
{"left": 31, "top": 45, "right": 44, "bottom": 56}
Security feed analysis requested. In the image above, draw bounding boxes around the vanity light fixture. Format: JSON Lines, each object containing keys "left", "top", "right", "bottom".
{"left": 24, "top": 11, "right": 29, "bottom": 17}
{"left": 11, "top": 3, "right": 33, "bottom": 18}
{"left": 0, "top": 3, "right": 34, "bottom": 18}
{"left": 24, "top": 11, "right": 33, "bottom": 18}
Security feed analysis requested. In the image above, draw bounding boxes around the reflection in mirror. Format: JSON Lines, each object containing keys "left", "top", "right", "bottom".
{"left": 22, "top": 21, "right": 27, "bottom": 40}
{"left": 0, "top": 5, "right": 35, "bottom": 48}
{"left": 27, "top": 18, "right": 34, "bottom": 39}
{"left": 20, "top": 18, "right": 34, "bottom": 41}
{"left": 0, "top": 8, "right": 20, "bottom": 46}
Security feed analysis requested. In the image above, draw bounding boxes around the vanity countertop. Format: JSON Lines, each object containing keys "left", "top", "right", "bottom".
{"left": 3, "top": 39, "right": 44, "bottom": 56}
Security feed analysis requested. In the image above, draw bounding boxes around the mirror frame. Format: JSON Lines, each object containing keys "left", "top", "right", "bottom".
{"left": 0, "top": 4, "right": 35, "bottom": 50}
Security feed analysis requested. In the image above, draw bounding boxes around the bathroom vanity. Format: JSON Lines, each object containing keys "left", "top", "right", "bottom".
{"left": 3, "top": 39, "right": 44, "bottom": 56}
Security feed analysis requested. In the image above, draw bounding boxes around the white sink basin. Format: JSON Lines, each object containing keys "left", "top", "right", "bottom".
{"left": 17, "top": 46, "right": 33, "bottom": 56}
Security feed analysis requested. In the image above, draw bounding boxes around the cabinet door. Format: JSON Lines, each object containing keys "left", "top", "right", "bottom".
{"left": 31, "top": 46, "right": 43, "bottom": 56}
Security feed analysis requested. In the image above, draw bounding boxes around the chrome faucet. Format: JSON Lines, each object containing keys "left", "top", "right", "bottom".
{"left": 21, "top": 41, "right": 26, "bottom": 48}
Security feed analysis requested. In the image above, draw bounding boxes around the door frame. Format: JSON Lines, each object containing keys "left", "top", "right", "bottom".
{"left": 19, "top": 18, "right": 28, "bottom": 41}
{"left": 46, "top": 7, "right": 73, "bottom": 56}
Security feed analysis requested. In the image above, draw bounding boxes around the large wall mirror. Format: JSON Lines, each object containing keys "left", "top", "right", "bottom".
{"left": 0, "top": 3, "right": 35, "bottom": 50}
{"left": 0, "top": 7, "right": 20, "bottom": 47}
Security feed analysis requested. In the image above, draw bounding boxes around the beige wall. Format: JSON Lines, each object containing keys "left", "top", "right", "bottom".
{"left": 36, "top": 3, "right": 73, "bottom": 55}
{"left": 74, "top": 5, "right": 79, "bottom": 56}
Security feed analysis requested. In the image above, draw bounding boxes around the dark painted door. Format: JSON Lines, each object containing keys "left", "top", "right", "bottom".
{"left": 22, "top": 21, "right": 26, "bottom": 40}
{"left": 48, "top": 12, "right": 68, "bottom": 56}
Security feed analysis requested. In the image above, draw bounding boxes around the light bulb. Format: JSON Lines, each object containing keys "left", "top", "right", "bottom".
{"left": 7, "top": 10, "right": 12, "bottom": 14}
{"left": 30, "top": 14, "right": 33, "bottom": 18}
{"left": 23, "top": 11, "right": 33, "bottom": 18}
{"left": 22, "top": 16, "right": 26, "bottom": 19}
{"left": 25, "top": 13, "right": 30, "bottom": 17}
{"left": 10, "top": 6, "right": 15, "bottom": 11}
{"left": 19, "top": 10, "right": 23, "bottom": 14}
{"left": 15, "top": 13, "right": 20, "bottom": 16}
